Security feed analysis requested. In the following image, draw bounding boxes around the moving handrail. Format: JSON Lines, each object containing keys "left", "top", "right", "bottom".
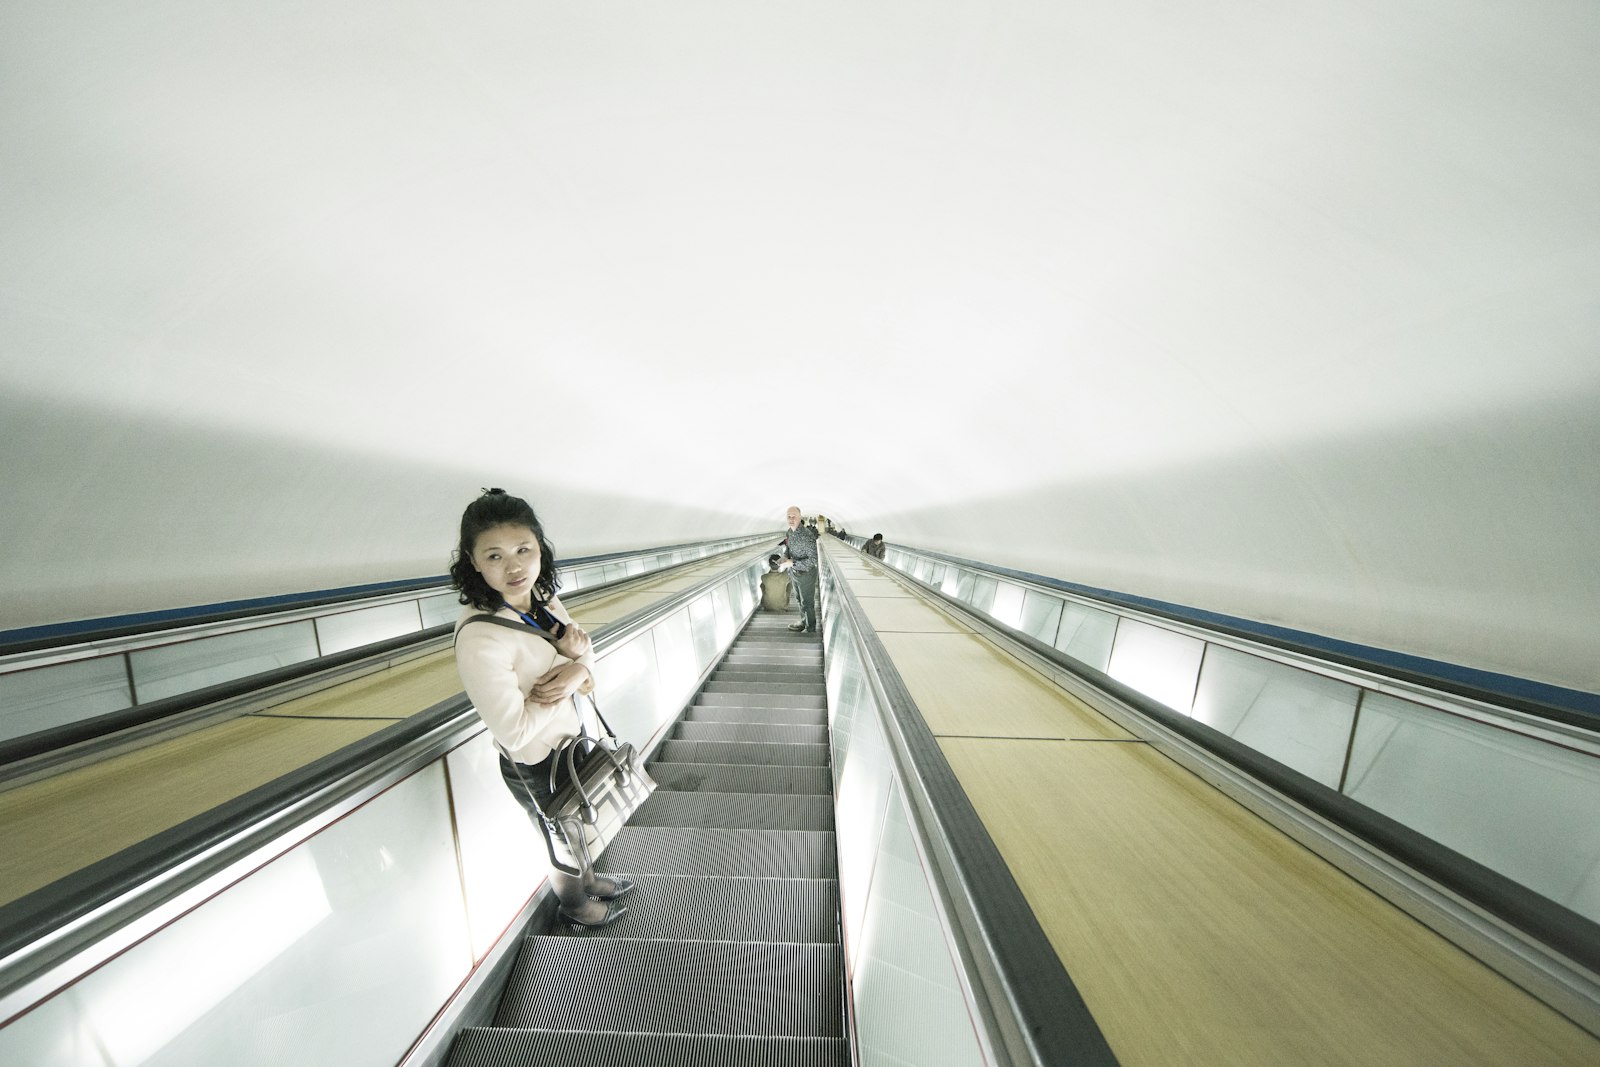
{"left": 0, "top": 542, "right": 777, "bottom": 1035}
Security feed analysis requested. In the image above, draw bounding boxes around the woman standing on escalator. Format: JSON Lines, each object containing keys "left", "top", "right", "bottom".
{"left": 449, "top": 488, "right": 633, "bottom": 927}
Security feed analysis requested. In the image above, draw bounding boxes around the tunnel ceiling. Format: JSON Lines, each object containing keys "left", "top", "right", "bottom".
{"left": 5, "top": 2, "right": 1596, "bottom": 524}
{"left": 3, "top": 3, "right": 1599, "bottom": 691}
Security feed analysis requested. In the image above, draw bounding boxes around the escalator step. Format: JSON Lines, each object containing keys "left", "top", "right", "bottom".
{"left": 703, "top": 679, "right": 827, "bottom": 695}
{"left": 494, "top": 937, "right": 845, "bottom": 1037}
{"left": 685, "top": 704, "right": 828, "bottom": 726}
{"left": 657, "top": 739, "right": 830, "bottom": 766}
{"left": 598, "top": 826, "right": 837, "bottom": 878}
{"left": 724, "top": 649, "right": 822, "bottom": 662}
{"left": 449, "top": 1028, "right": 848, "bottom": 1067}
{"left": 709, "top": 667, "right": 820, "bottom": 682}
{"left": 698, "top": 691, "right": 827, "bottom": 709}
{"left": 552, "top": 874, "right": 838, "bottom": 943}
{"left": 630, "top": 791, "right": 834, "bottom": 831}
{"left": 675, "top": 721, "right": 829, "bottom": 745}
{"left": 649, "top": 763, "right": 831, "bottom": 795}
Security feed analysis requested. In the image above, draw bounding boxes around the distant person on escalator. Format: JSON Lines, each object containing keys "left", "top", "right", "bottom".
{"left": 449, "top": 488, "right": 633, "bottom": 929}
{"left": 778, "top": 505, "right": 820, "bottom": 632}
{"left": 864, "top": 533, "right": 886, "bottom": 560}
{"left": 760, "top": 554, "right": 793, "bottom": 612}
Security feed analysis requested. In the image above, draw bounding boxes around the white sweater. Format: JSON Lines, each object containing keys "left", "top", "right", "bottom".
{"left": 452, "top": 596, "right": 598, "bottom": 765}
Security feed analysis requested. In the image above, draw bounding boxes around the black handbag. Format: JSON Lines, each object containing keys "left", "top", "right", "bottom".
{"left": 503, "top": 694, "right": 656, "bottom": 878}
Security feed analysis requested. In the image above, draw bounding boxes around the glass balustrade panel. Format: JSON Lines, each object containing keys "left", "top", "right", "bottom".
{"left": 853, "top": 779, "right": 988, "bottom": 1067}
{"left": 1018, "top": 591, "right": 1065, "bottom": 646}
{"left": 130, "top": 622, "right": 320, "bottom": 704}
{"left": 1345, "top": 693, "right": 1600, "bottom": 920}
{"left": 1191, "top": 646, "right": 1359, "bottom": 788}
{"left": 0, "top": 657, "right": 133, "bottom": 743}
{"left": 315, "top": 602, "right": 422, "bottom": 656}
{"left": 1106, "top": 619, "right": 1204, "bottom": 714}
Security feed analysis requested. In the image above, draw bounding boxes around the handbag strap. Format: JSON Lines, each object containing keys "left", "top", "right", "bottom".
{"left": 499, "top": 743, "right": 561, "bottom": 836}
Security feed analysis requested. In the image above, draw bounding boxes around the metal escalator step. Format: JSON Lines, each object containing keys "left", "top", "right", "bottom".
{"left": 494, "top": 937, "right": 844, "bottom": 1037}
{"left": 722, "top": 654, "right": 823, "bottom": 668}
{"left": 709, "top": 670, "right": 821, "bottom": 686}
{"left": 698, "top": 691, "right": 826, "bottom": 709}
{"left": 703, "top": 680, "right": 827, "bottom": 695}
{"left": 449, "top": 1028, "right": 849, "bottom": 1067}
{"left": 552, "top": 874, "right": 839, "bottom": 943}
{"left": 675, "top": 721, "right": 829, "bottom": 745}
{"left": 685, "top": 704, "right": 828, "bottom": 726}
{"left": 726, "top": 644, "right": 821, "bottom": 655}
{"left": 630, "top": 791, "right": 834, "bottom": 831}
{"left": 650, "top": 763, "right": 831, "bottom": 795}
{"left": 598, "top": 827, "right": 837, "bottom": 878}
{"left": 657, "top": 739, "right": 829, "bottom": 766}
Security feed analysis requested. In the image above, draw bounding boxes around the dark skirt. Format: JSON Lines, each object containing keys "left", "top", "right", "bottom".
{"left": 499, "top": 751, "right": 558, "bottom": 818}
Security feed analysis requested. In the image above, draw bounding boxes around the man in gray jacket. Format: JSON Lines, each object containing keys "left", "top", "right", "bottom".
{"left": 780, "top": 505, "right": 820, "bottom": 632}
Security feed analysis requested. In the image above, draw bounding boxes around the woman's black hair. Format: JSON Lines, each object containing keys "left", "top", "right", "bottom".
{"left": 449, "top": 488, "right": 561, "bottom": 611}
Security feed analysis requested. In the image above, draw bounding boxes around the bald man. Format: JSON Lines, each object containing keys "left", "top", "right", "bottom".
{"left": 780, "top": 505, "right": 820, "bottom": 632}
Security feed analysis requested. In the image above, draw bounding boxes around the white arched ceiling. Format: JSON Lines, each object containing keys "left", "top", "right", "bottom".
{"left": 2, "top": 3, "right": 1597, "bottom": 691}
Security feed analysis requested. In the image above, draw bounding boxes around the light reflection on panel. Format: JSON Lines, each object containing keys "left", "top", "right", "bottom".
{"left": 1106, "top": 619, "right": 1204, "bottom": 714}
{"left": 446, "top": 734, "right": 546, "bottom": 960}
{"left": 711, "top": 585, "right": 736, "bottom": 648}
{"left": 316, "top": 601, "right": 421, "bottom": 656}
{"left": 942, "top": 569, "right": 967, "bottom": 601}
{"left": 0, "top": 764, "right": 472, "bottom": 1067}
{"left": 417, "top": 592, "right": 460, "bottom": 629}
{"left": 592, "top": 634, "right": 663, "bottom": 748}
{"left": 1054, "top": 604, "right": 1117, "bottom": 672}
{"left": 987, "top": 582, "right": 1025, "bottom": 629}
{"left": 970, "top": 576, "right": 998, "bottom": 615}
{"left": 688, "top": 598, "right": 718, "bottom": 672}
{"left": 729, "top": 575, "right": 755, "bottom": 620}
{"left": 130, "top": 621, "right": 320, "bottom": 704}
{"left": 1345, "top": 693, "right": 1600, "bottom": 921}
{"left": 1192, "top": 647, "right": 1358, "bottom": 788}
{"left": 0, "top": 984, "right": 111, "bottom": 1067}
{"left": 1018, "top": 591, "right": 1064, "bottom": 646}
{"left": 854, "top": 780, "right": 987, "bottom": 1067}
{"left": 0, "top": 657, "right": 133, "bottom": 744}
{"left": 652, "top": 608, "right": 699, "bottom": 714}
{"left": 830, "top": 651, "right": 895, "bottom": 972}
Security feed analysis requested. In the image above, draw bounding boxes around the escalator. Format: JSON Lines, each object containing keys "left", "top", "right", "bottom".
{"left": 448, "top": 612, "right": 848, "bottom": 1066}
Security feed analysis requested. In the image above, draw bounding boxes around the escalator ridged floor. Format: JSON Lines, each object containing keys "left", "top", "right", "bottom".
{"left": 450, "top": 612, "right": 847, "bottom": 1066}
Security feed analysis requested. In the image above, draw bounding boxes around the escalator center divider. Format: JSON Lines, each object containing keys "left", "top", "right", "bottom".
{"left": 448, "top": 611, "right": 848, "bottom": 1067}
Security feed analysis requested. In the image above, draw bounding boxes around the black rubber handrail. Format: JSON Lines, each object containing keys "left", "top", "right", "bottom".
{"left": 876, "top": 549, "right": 1600, "bottom": 978}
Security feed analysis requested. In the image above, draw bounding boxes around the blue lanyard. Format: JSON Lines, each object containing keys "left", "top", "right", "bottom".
{"left": 505, "top": 600, "right": 566, "bottom": 639}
